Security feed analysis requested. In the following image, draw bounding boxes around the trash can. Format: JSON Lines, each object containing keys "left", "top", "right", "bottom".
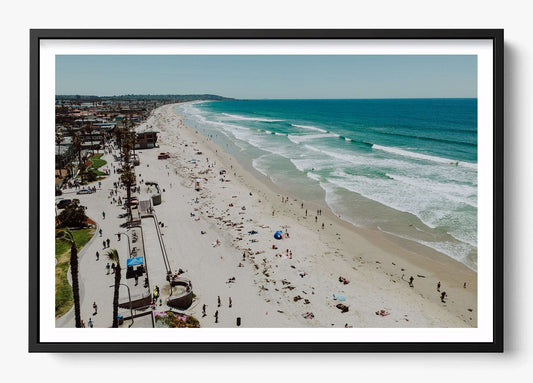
{"left": 236, "top": 317, "right": 241, "bottom": 327}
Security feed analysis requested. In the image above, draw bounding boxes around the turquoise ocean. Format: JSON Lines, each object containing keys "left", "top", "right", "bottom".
{"left": 175, "top": 99, "right": 478, "bottom": 271}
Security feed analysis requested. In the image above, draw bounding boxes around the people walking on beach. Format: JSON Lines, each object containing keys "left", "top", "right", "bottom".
{"left": 202, "top": 304, "right": 207, "bottom": 317}
{"left": 464, "top": 282, "right": 467, "bottom": 289}
{"left": 322, "top": 223, "right": 324, "bottom": 230}
{"left": 96, "top": 251, "right": 99, "bottom": 261}
{"left": 218, "top": 296, "right": 221, "bottom": 307}
{"left": 229, "top": 297, "right": 232, "bottom": 308}
{"left": 437, "top": 281, "right": 441, "bottom": 292}
{"left": 111, "top": 263, "right": 116, "bottom": 274}
{"left": 99, "top": 229, "right": 102, "bottom": 237}
{"left": 409, "top": 276, "right": 414, "bottom": 287}
{"left": 92, "top": 302, "right": 98, "bottom": 315}
{"left": 106, "top": 263, "right": 110, "bottom": 274}
{"left": 103, "top": 240, "right": 106, "bottom": 249}
{"left": 315, "top": 216, "right": 317, "bottom": 222}
{"left": 106, "top": 238, "right": 110, "bottom": 248}
{"left": 305, "top": 209, "right": 307, "bottom": 216}
{"left": 102, "top": 211, "right": 106, "bottom": 219}
{"left": 441, "top": 291, "right": 447, "bottom": 303}
{"left": 88, "top": 318, "right": 93, "bottom": 328}
{"left": 214, "top": 310, "right": 219, "bottom": 323}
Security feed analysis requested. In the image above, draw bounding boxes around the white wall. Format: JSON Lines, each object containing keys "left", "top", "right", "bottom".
{"left": 0, "top": 0, "right": 530, "bottom": 380}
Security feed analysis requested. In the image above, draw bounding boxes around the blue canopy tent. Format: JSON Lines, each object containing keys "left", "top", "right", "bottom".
{"left": 126, "top": 256, "right": 145, "bottom": 279}
{"left": 274, "top": 230, "right": 283, "bottom": 240}
{"left": 127, "top": 256, "right": 144, "bottom": 267}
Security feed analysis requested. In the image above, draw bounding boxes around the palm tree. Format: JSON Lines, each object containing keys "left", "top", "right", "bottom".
{"left": 72, "top": 132, "right": 84, "bottom": 176}
{"left": 55, "top": 130, "right": 63, "bottom": 169}
{"left": 106, "top": 249, "right": 121, "bottom": 328}
{"left": 120, "top": 163, "right": 136, "bottom": 221}
{"left": 57, "top": 229, "right": 82, "bottom": 328}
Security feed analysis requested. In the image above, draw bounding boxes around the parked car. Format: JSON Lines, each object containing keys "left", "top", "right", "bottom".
{"left": 56, "top": 199, "right": 72, "bottom": 209}
{"left": 77, "top": 189, "right": 93, "bottom": 195}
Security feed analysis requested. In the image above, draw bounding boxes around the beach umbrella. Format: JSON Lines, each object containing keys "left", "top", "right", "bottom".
{"left": 274, "top": 230, "right": 283, "bottom": 240}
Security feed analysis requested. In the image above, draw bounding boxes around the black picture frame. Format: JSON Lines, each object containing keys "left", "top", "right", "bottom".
{"left": 30, "top": 29, "right": 504, "bottom": 353}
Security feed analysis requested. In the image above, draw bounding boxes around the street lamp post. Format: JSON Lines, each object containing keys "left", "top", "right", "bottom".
{"left": 115, "top": 232, "right": 131, "bottom": 258}
{"left": 109, "top": 283, "right": 134, "bottom": 328}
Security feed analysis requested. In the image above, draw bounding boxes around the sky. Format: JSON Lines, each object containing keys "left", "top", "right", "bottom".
{"left": 56, "top": 55, "right": 477, "bottom": 99}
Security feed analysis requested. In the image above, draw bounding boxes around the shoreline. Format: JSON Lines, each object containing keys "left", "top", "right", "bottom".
{"left": 137, "top": 103, "right": 477, "bottom": 327}
{"left": 176, "top": 101, "right": 478, "bottom": 272}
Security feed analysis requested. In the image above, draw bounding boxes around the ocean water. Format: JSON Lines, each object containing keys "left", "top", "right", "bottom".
{"left": 175, "top": 99, "right": 478, "bottom": 271}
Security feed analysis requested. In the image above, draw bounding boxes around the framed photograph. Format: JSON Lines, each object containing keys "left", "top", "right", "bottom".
{"left": 30, "top": 29, "right": 503, "bottom": 352}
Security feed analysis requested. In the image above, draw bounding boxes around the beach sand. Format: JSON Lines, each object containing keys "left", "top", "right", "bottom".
{"left": 129, "top": 103, "right": 477, "bottom": 328}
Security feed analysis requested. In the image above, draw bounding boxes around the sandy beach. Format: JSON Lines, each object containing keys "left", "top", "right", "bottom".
{"left": 121, "top": 103, "right": 477, "bottom": 328}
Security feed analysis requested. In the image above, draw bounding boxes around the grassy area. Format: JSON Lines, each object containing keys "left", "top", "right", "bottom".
{"left": 88, "top": 153, "right": 107, "bottom": 176}
{"left": 55, "top": 227, "right": 95, "bottom": 318}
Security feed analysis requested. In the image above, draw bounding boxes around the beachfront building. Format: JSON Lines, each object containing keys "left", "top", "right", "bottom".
{"left": 135, "top": 131, "right": 159, "bottom": 149}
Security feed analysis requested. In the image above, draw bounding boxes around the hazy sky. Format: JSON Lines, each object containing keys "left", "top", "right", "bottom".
{"left": 56, "top": 55, "right": 477, "bottom": 99}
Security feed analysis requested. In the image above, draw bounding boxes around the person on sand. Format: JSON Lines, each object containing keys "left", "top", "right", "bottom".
{"left": 229, "top": 297, "right": 232, "bottom": 308}
{"left": 315, "top": 216, "right": 317, "bottom": 222}
{"left": 218, "top": 296, "right": 221, "bottom": 307}
{"left": 441, "top": 291, "right": 447, "bottom": 303}
{"left": 202, "top": 304, "right": 207, "bottom": 317}
{"left": 409, "top": 276, "right": 414, "bottom": 287}
{"left": 102, "top": 211, "right": 105, "bottom": 220}
{"left": 103, "top": 240, "right": 106, "bottom": 249}
{"left": 322, "top": 223, "right": 324, "bottom": 230}
{"left": 214, "top": 310, "right": 219, "bottom": 323}
{"left": 88, "top": 318, "right": 93, "bottom": 328}
{"left": 437, "top": 281, "right": 441, "bottom": 292}
{"left": 106, "top": 238, "right": 110, "bottom": 248}
{"left": 464, "top": 282, "right": 467, "bottom": 289}
{"left": 96, "top": 251, "right": 99, "bottom": 261}
{"left": 106, "top": 263, "right": 110, "bottom": 274}
{"left": 93, "top": 302, "right": 98, "bottom": 315}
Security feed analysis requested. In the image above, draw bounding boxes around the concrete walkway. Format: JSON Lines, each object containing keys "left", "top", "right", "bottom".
{"left": 55, "top": 147, "right": 150, "bottom": 328}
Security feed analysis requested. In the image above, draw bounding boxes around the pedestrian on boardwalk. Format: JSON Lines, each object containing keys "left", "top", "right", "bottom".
{"left": 441, "top": 291, "right": 447, "bottom": 303}
{"left": 102, "top": 211, "right": 106, "bottom": 219}
{"left": 96, "top": 251, "right": 99, "bottom": 261}
{"left": 409, "top": 276, "right": 414, "bottom": 287}
{"left": 218, "top": 296, "right": 221, "bottom": 307}
{"left": 437, "top": 281, "right": 441, "bottom": 292}
{"left": 229, "top": 297, "right": 232, "bottom": 308}
{"left": 111, "top": 263, "right": 116, "bottom": 274}
{"left": 134, "top": 274, "right": 138, "bottom": 286}
{"left": 99, "top": 229, "right": 102, "bottom": 237}
{"left": 88, "top": 318, "right": 93, "bottom": 328}
{"left": 214, "top": 310, "right": 219, "bottom": 323}
{"left": 106, "top": 263, "right": 110, "bottom": 274}
{"left": 202, "top": 304, "right": 207, "bottom": 317}
{"left": 103, "top": 240, "right": 106, "bottom": 249}
{"left": 81, "top": 320, "right": 85, "bottom": 328}
{"left": 93, "top": 302, "right": 98, "bottom": 315}
{"left": 106, "top": 238, "right": 110, "bottom": 247}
